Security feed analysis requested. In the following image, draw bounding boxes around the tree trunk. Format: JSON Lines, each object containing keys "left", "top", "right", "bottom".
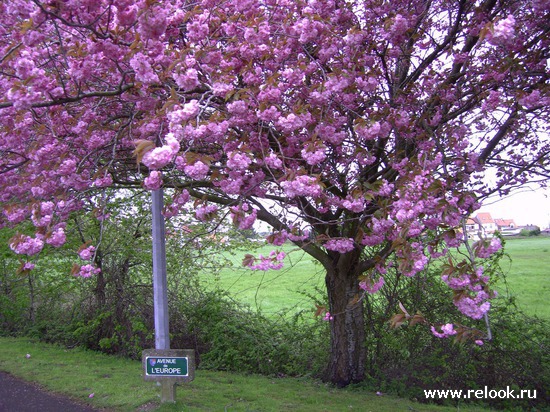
{"left": 323, "top": 251, "right": 366, "bottom": 387}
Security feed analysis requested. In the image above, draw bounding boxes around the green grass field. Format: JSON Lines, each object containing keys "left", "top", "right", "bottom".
{"left": 0, "top": 337, "right": 490, "bottom": 411}
{"left": 495, "top": 236, "right": 550, "bottom": 319}
{"left": 203, "top": 237, "right": 550, "bottom": 319}
{"left": 202, "top": 245, "right": 326, "bottom": 315}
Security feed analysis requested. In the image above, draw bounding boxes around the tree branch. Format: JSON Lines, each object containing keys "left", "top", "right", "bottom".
{"left": 0, "top": 83, "right": 135, "bottom": 110}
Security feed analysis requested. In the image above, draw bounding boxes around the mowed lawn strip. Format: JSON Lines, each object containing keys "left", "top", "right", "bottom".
{"left": 0, "top": 337, "right": 489, "bottom": 412}
{"left": 496, "top": 237, "right": 550, "bottom": 319}
{"left": 205, "top": 237, "right": 550, "bottom": 319}
{"left": 203, "top": 245, "right": 326, "bottom": 315}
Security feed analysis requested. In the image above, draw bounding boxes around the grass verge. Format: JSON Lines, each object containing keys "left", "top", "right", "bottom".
{"left": 206, "top": 237, "right": 550, "bottom": 319}
{"left": 496, "top": 236, "right": 550, "bottom": 319}
{"left": 0, "top": 337, "right": 491, "bottom": 411}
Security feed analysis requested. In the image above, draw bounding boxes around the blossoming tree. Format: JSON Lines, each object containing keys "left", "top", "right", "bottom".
{"left": 1, "top": 0, "right": 549, "bottom": 386}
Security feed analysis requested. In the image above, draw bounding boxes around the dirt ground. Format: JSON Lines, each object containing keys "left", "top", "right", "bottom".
{"left": 0, "top": 371, "right": 104, "bottom": 412}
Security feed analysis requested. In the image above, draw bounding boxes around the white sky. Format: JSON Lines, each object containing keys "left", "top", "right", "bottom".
{"left": 476, "top": 186, "right": 550, "bottom": 229}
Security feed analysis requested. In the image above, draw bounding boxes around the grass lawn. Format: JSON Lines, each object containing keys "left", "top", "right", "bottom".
{"left": 203, "top": 237, "right": 550, "bottom": 320}
{"left": 0, "top": 337, "right": 490, "bottom": 412}
{"left": 495, "top": 236, "right": 550, "bottom": 319}
{"left": 201, "top": 244, "right": 326, "bottom": 316}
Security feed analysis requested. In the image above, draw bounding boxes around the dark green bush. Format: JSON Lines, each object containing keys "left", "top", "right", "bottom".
{"left": 361, "top": 260, "right": 550, "bottom": 411}
{"left": 520, "top": 228, "right": 541, "bottom": 237}
{"left": 173, "top": 290, "right": 329, "bottom": 377}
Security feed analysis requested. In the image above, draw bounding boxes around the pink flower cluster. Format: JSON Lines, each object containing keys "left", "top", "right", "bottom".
{"left": 195, "top": 204, "right": 218, "bottom": 221}
{"left": 431, "top": 323, "right": 457, "bottom": 338}
{"left": 168, "top": 101, "right": 200, "bottom": 123}
{"left": 174, "top": 68, "right": 200, "bottom": 91}
{"left": 177, "top": 159, "right": 209, "bottom": 180}
{"left": 455, "top": 291, "right": 491, "bottom": 320}
{"left": 163, "top": 190, "right": 190, "bottom": 218}
{"left": 227, "top": 152, "right": 252, "bottom": 171}
{"left": 75, "top": 264, "right": 101, "bottom": 278}
{"left": 301, "top": 145, "right": 327, "bottom": 166}
{"left": 46, "top": 226, "right": 66, "bottom": 247}
{"left": 342, "top": 196, "right": 365, "bottom": 213}
{"left": 267, "top": 231, "right": 288, "bottom": 246}
{"left": 442, "top": 266, "right": 492, "bottom": 320}
{"left": 324, "top": 238, "right": 355, "bottom": 253}
{"left": 276, "top": 113, "right": 308, "bottom": 132}
{"left": 144, "top": 171, "right": 163, "bottom": 190}
{"left": 230, "top": 203, "right": 257, "bottom": 230}
{"left": 323, "top": 312, "right": 334, "bottom": 321}
{"left": 129, "top": 52, "right": 159, "bottom": 84}
{"left": 489, "top": 15, "right": 516, "bottom": 45}
{"left": 10, "top": 235, "right": 44, "bottom": 256}
{"left": 519, "top": 90, "right": 547, "bottom": 110}
{"left": 359, "top": 276, "right": 385, "bottom": 294}
{"left": 266, "top": 228, "right": 310, "bottom": 245}
{"left": 245, "top": 250, "right": 286, "bottom": 271}
{"left": 141, "top": 134, "right": 180, "bottom": 170}
{"left": 31, "top": 201, "right": 54, "bottom": 227}
{"left": 93, "top": 174, "right": 113, "bottom": 188}
{"left": 280, "top": 176, "right": 322, "bottom": 198}
{"left": 22, "top": 262, "right": 36, "bottom": 271}
{"left": 78, "top": 245, "right": 96, "bottom": 261}
{"left": 264, "top": 153, "right": 283, "bottom": 169}
{"left": 474, "top": 238, "right": 502, "bottom": 259}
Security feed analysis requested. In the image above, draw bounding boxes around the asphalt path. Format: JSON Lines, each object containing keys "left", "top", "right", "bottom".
{"left": 0, "top": 371, "right": 102, "bottom": 412}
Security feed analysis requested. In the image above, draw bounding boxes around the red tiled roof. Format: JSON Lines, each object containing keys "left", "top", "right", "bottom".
{"left": 475, "top": 212, "right": 494, "bottom": 223}
{"left": 495, "top": 218, "right": 516, "bottom": 227}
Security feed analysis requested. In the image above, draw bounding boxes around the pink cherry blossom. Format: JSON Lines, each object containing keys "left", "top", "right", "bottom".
{"left": 195, "top": 204, "right": 218, "bottom": 222}
{"left": 22, "top": 262, "right": 35, "bottom": 271}
{"left": 46, "top": 226, "right": 66, "bottom": 247}
{"left": 10, "top": 235, "right": 44, "bottom": 256}
{"left": 280, "top": 176, "right": 322, "bottom": 198}
{"left": 129, "top": 53, "right": 159, "bottom": 84}
{"left": 301, "top": 146, "right": 327, "bottom": 166}
{"left": 144, "top": 171, "right": 163, "bottom": 190}
{"left": 75, "top": 264, "right": 101, "bottom": 278}
{"left": 78, "top": 245, "right": 96, "bottom": 261}
{"left": 488, "top": 15, "right": 516, "bottom": 45}
{"left": 359, "top": 276, "right": 385, "bottom": 294}
{"left": 244, "top": 250, "right": 286, "bottom": 271}
{"left": 474, "top": 238, "right": 502, "bottom": 259}
{"left": 431, "top": 323, "right": 458, "bottom": 338}
{"left": 230, "top": 203, "right": 257, "bottom": 230}
{"left": 324, "top": 238, "right": 355, "bottom": 253}
{"left": 227, "top": 152, "right": 252, "bottom": 171}
{"left": 323, "top": 312, "right": 334, "bottom": 321}
{"left": 0, "top": 0, "right": 548, "bottom": 386}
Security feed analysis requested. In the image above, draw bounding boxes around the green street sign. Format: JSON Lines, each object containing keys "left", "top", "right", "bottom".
{"left": 143, "top": 349, "right": 195, "bottom": 383}
{"left": 145, "top": 356, "right": 188, "bottom": 377}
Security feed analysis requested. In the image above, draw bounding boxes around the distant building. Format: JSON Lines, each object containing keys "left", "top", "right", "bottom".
{"left": 464, "top": 213, "right": 518, "bottom": 239}
{"left": 494, "top": 218, "right": 520, "bottom": 236}
{"left": 475, "top": 212, "right": 498, "bottom": 234}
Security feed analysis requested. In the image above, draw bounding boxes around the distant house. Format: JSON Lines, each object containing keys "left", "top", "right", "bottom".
{"left": 464, "top": 218, "right": 482, "bottom": 240}
{"left": 494, "top": 218, "right": 521, "bottom": 236}
{"left": 464, "top": 212, "right": 517, "bottom": 239}
{"left": 494, "top": 218, "right": 517, "bottom": 230}
{"left": 475, "top": 212, "right": 498, "bottom": 234}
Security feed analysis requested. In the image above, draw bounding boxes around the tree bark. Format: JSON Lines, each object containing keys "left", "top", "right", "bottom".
{"left": 323, "top": 251, "right": 366, "bottom": 387}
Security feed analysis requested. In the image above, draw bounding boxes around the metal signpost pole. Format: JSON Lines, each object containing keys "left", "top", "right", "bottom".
{"left": 151, "top": 188, "right": 176, "bottom": 402}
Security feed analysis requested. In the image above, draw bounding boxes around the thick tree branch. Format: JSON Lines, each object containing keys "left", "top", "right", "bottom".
{"left": 0, "top": 83, "right": 135, "bottom": 110}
